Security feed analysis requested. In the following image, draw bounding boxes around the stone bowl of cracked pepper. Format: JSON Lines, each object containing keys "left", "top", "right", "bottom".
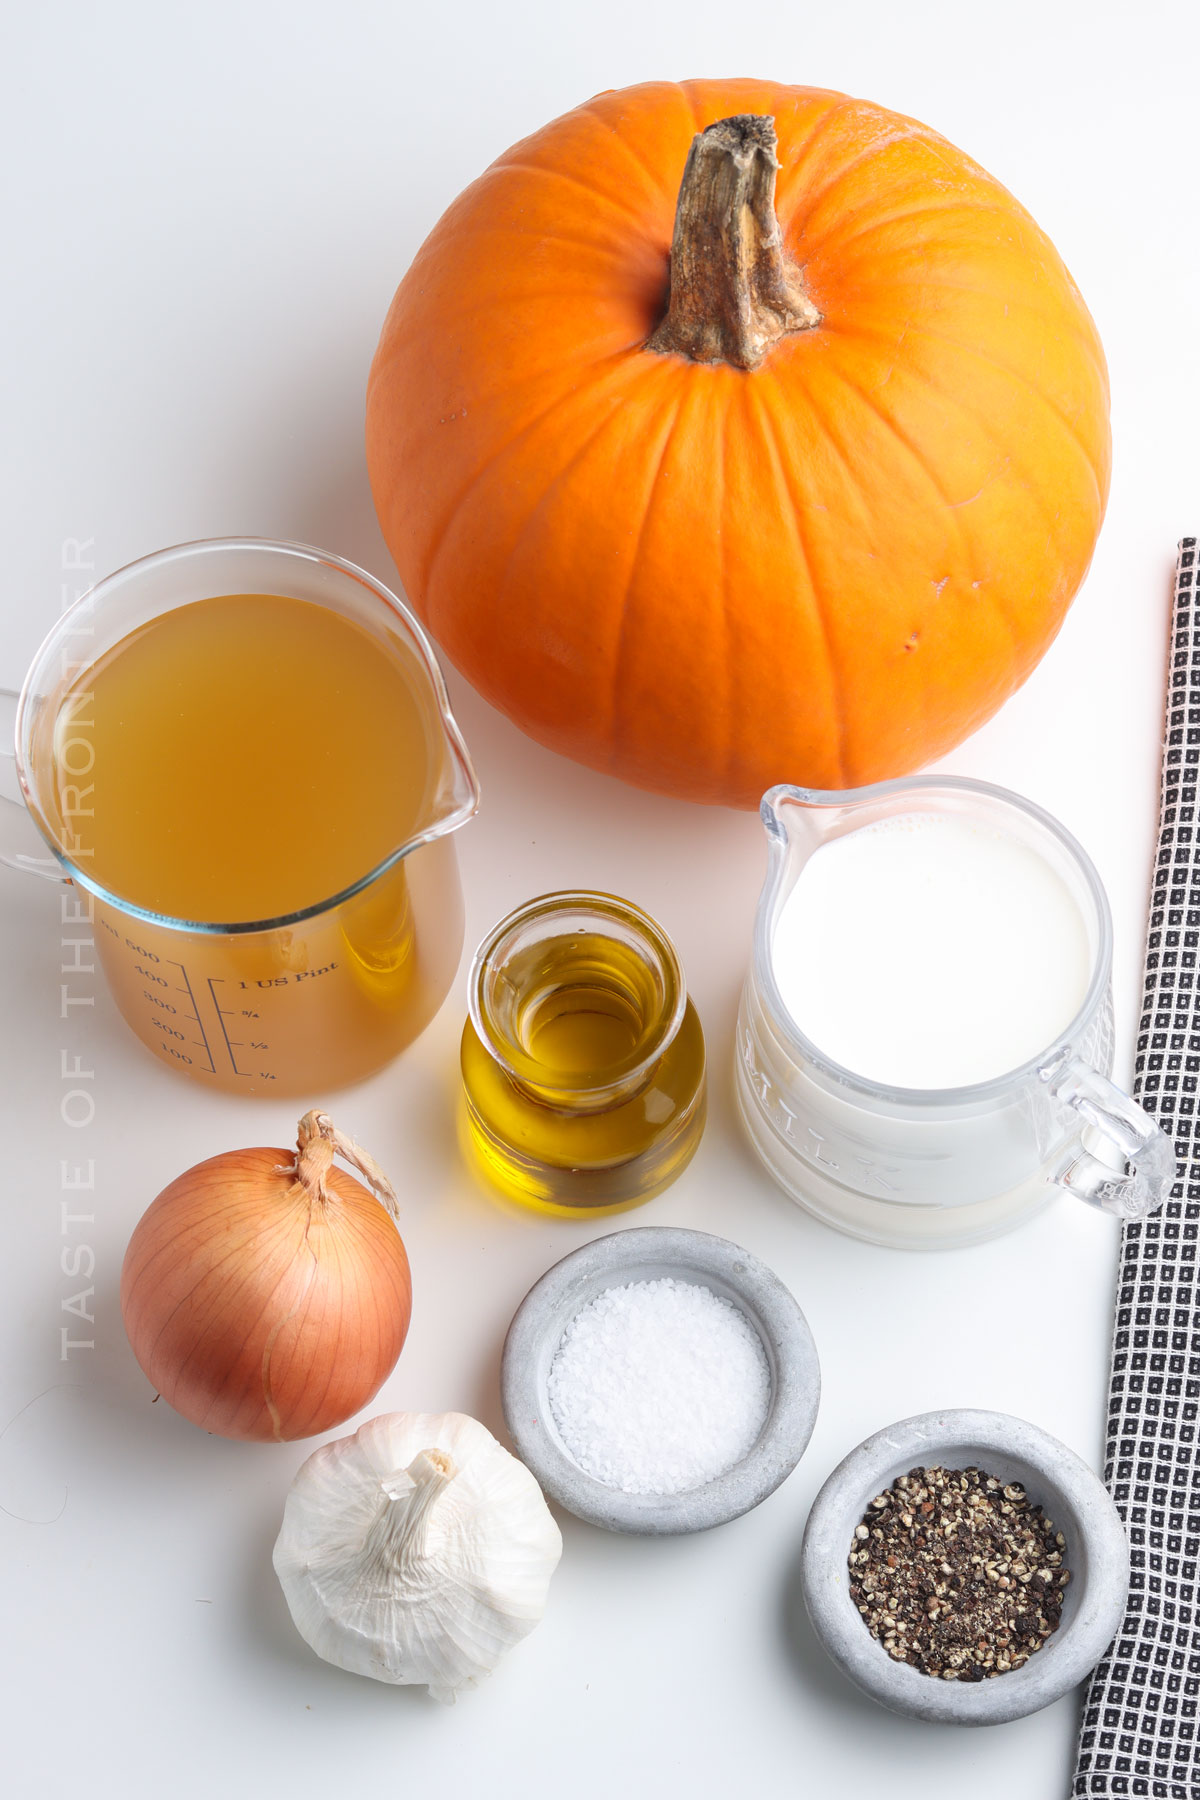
{"left": 849, "top": 1465, "right": 1069, "bottom": 1680}
{"left": 800, "top": 1409, "right": 1130, "bottom": 1726}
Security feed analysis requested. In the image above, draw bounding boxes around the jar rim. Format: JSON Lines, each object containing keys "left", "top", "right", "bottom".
{"left": 468, "top": 890, "right": 688, "bottom": 1102}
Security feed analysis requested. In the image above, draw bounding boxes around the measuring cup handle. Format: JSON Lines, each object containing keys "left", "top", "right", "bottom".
{"left": 1043, "top": 1052, "right": 1176, "bottom": 1221}
{"left": 0, "top": 685, "right": 66, "bottom": 883}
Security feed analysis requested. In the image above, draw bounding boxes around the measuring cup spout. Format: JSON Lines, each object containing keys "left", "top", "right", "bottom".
{"left": 758, "top": 785, "right": 836, "bottom": 949}
{"left": 409, "top": 679, "right": 480, "bottom": 851}
{"left": 760, "top": 783, "right": 862, "bottom": 850}
{"left": 362, "top": 572, "right": 480, "bottom": 855}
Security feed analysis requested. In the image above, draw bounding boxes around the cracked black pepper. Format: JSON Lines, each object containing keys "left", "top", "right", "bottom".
{"left": 847, "top": 1464, "right": 1070, "bottom": 1680}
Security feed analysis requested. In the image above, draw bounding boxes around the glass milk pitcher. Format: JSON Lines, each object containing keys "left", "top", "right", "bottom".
{"left": 735, "top": 778, "right": 1176, "bottom": 1249}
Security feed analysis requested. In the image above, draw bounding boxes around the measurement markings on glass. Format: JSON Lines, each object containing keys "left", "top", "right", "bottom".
{"left": 163, "top": 960, "right": 217, "bottom": 1073}
{"left": 207, "top": 979, "right": 273, "bottom": 1079}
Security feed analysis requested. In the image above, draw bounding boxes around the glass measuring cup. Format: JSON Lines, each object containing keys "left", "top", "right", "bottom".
{"left": 1, "top": 538, "right": 479, "bottom": 1095}
{"left": 735, "top": 778, "right": 1176, "bottom": 1249}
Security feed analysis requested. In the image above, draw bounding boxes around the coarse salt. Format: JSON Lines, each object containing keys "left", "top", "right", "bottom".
{"left": 546, "top": 1277, "right": 772, "bottom": 1495}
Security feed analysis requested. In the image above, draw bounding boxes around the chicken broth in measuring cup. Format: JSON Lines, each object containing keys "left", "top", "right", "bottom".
{"left": 17, "top": 543, "right": 478, "bottom": 1093}
{"left": 39, "top": 592, "right": 439, "bottom": 922}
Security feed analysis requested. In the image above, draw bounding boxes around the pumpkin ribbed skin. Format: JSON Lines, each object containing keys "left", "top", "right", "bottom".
{"left": 366, "top": 80, "right": 1110, "bottom": 807}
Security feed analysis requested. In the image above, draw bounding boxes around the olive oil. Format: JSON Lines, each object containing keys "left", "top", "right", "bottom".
{"left": 461, "top": 897, "right": 707, "bottom": 1217}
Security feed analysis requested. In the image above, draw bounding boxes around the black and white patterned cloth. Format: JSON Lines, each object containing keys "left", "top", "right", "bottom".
{"left": 1073, "top": 540, "right": 1200, "bottom": 1799}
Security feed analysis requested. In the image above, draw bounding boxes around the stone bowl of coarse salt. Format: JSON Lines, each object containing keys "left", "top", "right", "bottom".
{"left": 500, "top": 1226, "right": 821, "bottom": 1534}
{"left": 800, "top": 1409, "right": 1130, "bottom": 1725}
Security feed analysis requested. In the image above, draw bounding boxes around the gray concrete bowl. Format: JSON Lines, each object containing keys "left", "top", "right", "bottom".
{"left": 501, "top": 1226, "right": 820, "bottom": 1534}
{"left": 801, "top": 1409, "right": 1129, "bottom": 1725}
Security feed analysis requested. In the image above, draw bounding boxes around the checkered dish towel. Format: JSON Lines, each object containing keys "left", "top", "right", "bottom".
{"left": 1072, "top": 540, "right": 1200, "bottom": 1798}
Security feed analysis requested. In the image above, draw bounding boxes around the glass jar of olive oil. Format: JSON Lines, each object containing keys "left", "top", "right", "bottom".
{"left": 460, "top": 892, "right": 706, "bottom": 1216}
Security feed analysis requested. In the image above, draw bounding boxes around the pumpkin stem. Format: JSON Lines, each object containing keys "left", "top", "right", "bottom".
{"left": 646, "top": 114, "right": 820, "bottom": 371}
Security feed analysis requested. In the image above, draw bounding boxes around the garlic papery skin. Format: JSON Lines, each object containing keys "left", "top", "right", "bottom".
{"left": 272, "top": 1411, "right": 562, "bottom": 1702}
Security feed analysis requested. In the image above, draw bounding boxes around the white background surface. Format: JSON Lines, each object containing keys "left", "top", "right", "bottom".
{"left": 2, "top": 4, "right": 1198, "bottom": 1796}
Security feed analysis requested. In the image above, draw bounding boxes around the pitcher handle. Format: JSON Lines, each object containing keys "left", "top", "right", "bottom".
{"left": 1043, "top": 1052, "right": 1176, "bottom": 1221}
{"left": 0, "top": 686, "right": 66, "bottom": 883}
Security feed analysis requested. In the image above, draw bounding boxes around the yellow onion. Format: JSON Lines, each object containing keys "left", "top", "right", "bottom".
{"left": 120, "top": 1111, "right": 412, "bottom": 1442}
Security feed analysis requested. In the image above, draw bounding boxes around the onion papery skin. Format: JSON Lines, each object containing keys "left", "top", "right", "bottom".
{"left": 120, "top": 1146, "right": 412, "bottom": 1442}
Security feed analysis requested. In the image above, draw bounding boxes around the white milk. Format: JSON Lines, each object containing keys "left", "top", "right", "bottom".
{"left": 770, "top": 813, "right": 1091, "bottom": 1089}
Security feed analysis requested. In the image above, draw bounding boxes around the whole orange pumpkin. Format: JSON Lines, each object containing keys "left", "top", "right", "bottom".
{"left": 367, "top": 80, "right": 1109, "bottom": 807}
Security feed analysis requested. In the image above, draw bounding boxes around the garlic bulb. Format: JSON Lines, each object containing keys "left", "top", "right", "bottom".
{"left": 272, "top": 1410, "right": 562, "bottom": 1702}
